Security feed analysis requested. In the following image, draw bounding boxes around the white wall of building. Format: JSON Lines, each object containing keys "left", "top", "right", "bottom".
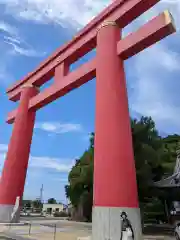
{"left": 43, "top": 203, "right": 64, "bottom": 215}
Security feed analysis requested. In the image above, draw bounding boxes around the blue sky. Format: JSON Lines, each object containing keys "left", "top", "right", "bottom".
{"left": 0, "top": 0, "right": 179, "bottom": 203}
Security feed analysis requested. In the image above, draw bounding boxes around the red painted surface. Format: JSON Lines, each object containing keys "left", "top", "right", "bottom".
{"left": 94, "top": 24, "right": 138, "bottom": 208}
{"left": 6, "top": 12, "right": 176, "bottom": 124}
{"left": 7, "top": 59, "right": 96, "bottom": 123}
{"left": 0, "top": 86, "right": 38, "bottom": 205}
{"left": 7, "top": 0, "right": 160, "bottom": 102}
{"left": 54, "top": 62, "right": 69, "bottom": 83}
{"left": 118, "top": 12, "right": 176, "bottom": 60}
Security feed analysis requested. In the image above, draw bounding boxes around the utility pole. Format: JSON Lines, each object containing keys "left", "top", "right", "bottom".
{"left": 40, "top": 184, "right": 43, "bottom": 204}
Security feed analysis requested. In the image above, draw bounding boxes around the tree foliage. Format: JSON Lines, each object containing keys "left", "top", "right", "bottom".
{"left": 65, "top": 116, "right": 180, "bottom": 221}
{"left": 22, "top": 200, "right": 32, "bottom": 208}
{"left": 47, "top": 198, "right": 57, "bottom": 204}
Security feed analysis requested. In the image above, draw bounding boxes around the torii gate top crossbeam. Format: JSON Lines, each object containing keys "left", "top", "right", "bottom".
{"left": 7, "top": 0, "right": 161, "bottom": 101}
{"left": 6, "top": 0, "right": 176, "bottom": 124}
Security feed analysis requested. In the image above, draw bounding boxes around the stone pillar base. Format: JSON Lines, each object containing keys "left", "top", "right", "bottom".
{"left": 0, "top": 204, "right": 20, "bottom": 223}
{"left": 92, "top": 206, "right": 142, "bottom": 240}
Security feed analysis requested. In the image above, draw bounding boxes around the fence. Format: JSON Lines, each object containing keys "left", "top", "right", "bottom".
{"left": 0, "top": 222, "right": 58, "bottom": 240}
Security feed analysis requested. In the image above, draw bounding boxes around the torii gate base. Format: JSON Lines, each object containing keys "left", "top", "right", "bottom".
{"left": 0, "top": 0, "right": 176, "bottom": 239}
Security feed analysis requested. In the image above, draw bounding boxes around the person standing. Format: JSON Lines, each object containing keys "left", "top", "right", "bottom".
{"left": 120, "top": 211, "right": 134, "bottom": 240}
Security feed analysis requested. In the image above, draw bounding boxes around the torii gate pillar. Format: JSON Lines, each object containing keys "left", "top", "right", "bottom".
{"left": 0, "top": 85, "right": 38, "bottom": 222}
{"left": 93, "top": 22, "right": 141, "bottom": 239}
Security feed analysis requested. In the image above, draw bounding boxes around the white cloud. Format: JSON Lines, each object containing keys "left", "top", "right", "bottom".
{"left": 0, "top": 0, "right": 179, "bottom": 30}
{"left": 29, "top": 156, "right": 74, "bottom": 173}
{"left": 53, "top": 177, "right": 68, "bottom": 183}
{"left": 0, "top": 144, "right": 8, "bottom": 152}
{"left": 35, "top": 121, "right": 82, "bottom": 134}
{"left": 0, "top": 59, "right": 14, "bottom": 85}
{"left": 0, "top": 20, "right": 45, "bottom": 58}
{"left": 0, "top": 0, "right": 109, "bottom": 28}
{"left": 130, "top": 42, "right": 180, "bottom": 133}
{"left": 0, "top": 21, "right": 17, "bottom": 35}
{"left": 0, "top": 21, "right": 48, "bottom": 87}
{"left": 0, "top": 149, "right": 7, "bottom": 175}
{"left": 0, "top": 23, "right": 17, "bottom": 84}
{"left": 3, "top": 31, "right": 46, "bottom": 58}
{"left": 4, "top": 36, "right": 21, "bottom": 45}
{"left": 5, "top": 40, "right": 46, "bottom": 57}
{"left": 0, "top": 21, "right": 46, "bottom": 86}
{"left": 0, "top": 143, "right": 74, "bottom": 174}
{"left": 125, "top": 0, "right": 180, "bottom": 133}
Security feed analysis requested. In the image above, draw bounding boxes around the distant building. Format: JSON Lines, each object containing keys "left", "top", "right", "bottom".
{"left": 154, "top": 144, "right": 180, "bottom": 224}
{"left": 42, "top": 203, "right": 65, "bottom": 215}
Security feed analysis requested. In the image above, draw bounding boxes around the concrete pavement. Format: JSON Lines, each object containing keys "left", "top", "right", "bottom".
{"left": 0, "top": 219, "right": 176, "bottom": 240}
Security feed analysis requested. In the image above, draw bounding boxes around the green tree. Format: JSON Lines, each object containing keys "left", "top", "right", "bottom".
{"left": 65, "top": 133, "right": 94, "bottom": 221}
{"left": 65, "top": 117, "right": 180, "bottom": 222}
{"left": 32, "top": 199, "right": 42, "bottom": 211}
{"left": 48, "top": 198, "right": 57, "bottom": 204}
{"left": 131, "top": 117, "right": 164, "bottom": 201}
{"left": 22, "top": 200, "right": 32, "bottom": 208}
{"left": 161, "top": 134, "right": 180, "bottom": 174}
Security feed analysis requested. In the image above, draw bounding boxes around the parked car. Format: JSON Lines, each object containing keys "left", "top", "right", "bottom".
{"left": 20, "top": 211, "right": 27, "bottom": 216}
{"left": 175, "top": 223, "right": 180, "bottom": 240}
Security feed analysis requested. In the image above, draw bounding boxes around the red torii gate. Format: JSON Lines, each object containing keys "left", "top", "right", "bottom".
{"left": 0, "top": 0, "right": 176, "bottom": 238}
